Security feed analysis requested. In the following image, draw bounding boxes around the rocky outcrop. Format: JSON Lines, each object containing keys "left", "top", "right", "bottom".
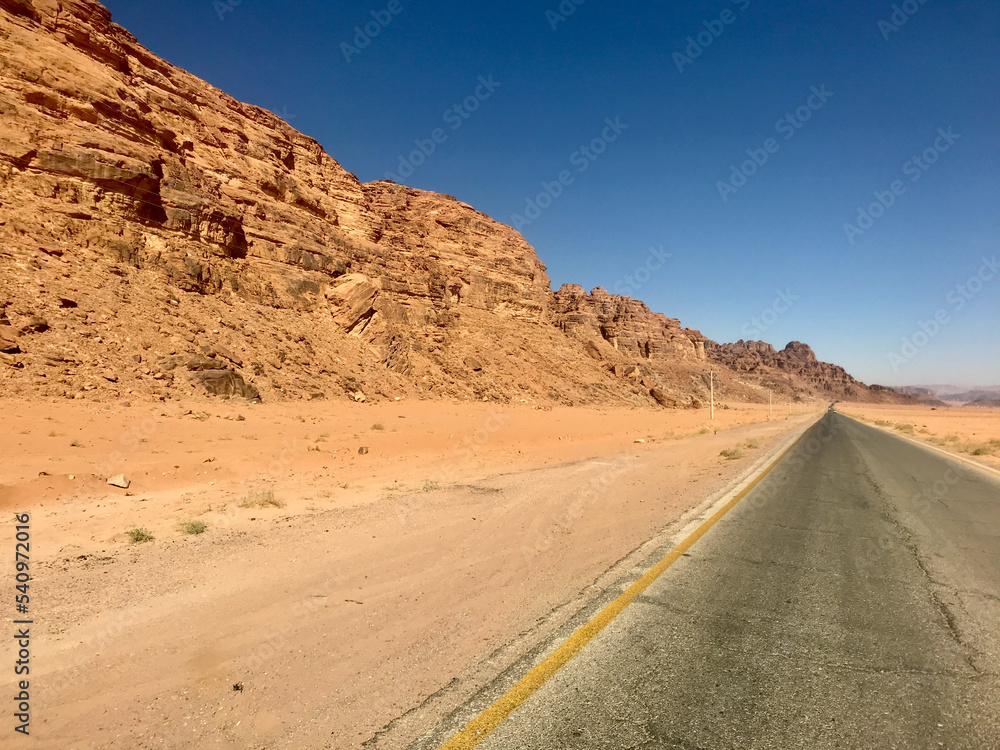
{"left": 552, "top": 285, "right": 707, "bottom": 363}
{"left": 706, "top": 340, "right": 906, "bottom": 403}
{"left": 0, "top": 1, "right": 909, "bottom": 407}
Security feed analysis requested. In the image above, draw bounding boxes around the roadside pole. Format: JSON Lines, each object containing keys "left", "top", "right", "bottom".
{"left": 710, "top": 372, "right": 715, "bottom": 420}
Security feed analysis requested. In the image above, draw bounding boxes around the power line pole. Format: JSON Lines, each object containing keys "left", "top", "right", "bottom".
{"left": 710, "top": 371, "right": 715, "bottom": 420}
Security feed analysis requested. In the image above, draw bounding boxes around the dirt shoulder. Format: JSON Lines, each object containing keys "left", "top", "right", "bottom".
{"left": 1, "top": 399, "right": 821, "bottom": 749}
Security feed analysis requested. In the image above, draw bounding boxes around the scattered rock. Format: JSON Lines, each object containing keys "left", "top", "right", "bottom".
{"left": 358, "top": 446, "right": 369, "bottom": 455}
{"left": 58, "top": 298, "right": 78, "bottom": 308}
{"left": 464, "top": 356, "right": 483, "bottom": 372}
{"left": 584, "top": 340, "right": 603, "bottom": 361}
{"left": 107, "top": 474, "right": 131, "bottom": 489}
{"left": 102, "top": 369, "right": 118, "bottom": 382}
{"left": 20, "top": 316, "right": 49, "bottom": 334}
{"left": 213, "top": 345, "right": 243, "bottom": 368}
{"left": 184, "top": 354, "right": 220, "bottom": 372}
{"left": 650, "top": 388, "right": 679, "bottom": 408}
{"left": 0, "top": 328, "right": 19, "bottom": 354}
{"left": 191, "top": 369, "right": 261, "bottom": 401}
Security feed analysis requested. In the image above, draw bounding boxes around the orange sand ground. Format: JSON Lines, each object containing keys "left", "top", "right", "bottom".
{"left": 1, "top": 398, "right": 822, "bottom": 749}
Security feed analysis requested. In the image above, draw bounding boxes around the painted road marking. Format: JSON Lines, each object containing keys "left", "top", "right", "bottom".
{"left": 435, "top": 426, "right": 812, "bottom": 750}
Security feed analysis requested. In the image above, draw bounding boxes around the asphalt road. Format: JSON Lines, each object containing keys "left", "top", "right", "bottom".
{"left": 460, "top": 411, "right": 1000, "bottom": 749}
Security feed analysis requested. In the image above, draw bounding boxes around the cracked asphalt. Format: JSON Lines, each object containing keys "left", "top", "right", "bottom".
{"left": 473, "top": 411, "right": 1000, "bottom": 749}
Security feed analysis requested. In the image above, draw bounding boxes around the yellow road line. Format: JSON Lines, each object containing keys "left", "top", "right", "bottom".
{"left": 436, "top": 429, "right": 810, "bottom": 750}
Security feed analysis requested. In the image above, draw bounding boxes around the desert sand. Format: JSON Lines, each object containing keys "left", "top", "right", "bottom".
{"left": 2, "top": 398, "right": 821, "bottom": 749}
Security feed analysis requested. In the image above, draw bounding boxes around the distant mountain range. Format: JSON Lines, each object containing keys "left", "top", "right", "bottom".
{"left": 899, "top": 385, "right": 1000, "bottom": 406}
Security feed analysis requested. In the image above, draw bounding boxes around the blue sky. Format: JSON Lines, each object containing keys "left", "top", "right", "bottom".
{"left": 102, "top": 0, "right": 999, "bottom": 387}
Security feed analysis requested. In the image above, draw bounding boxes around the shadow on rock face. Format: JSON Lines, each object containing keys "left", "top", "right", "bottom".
{"left": 191, "top": 369, "right": 261, "bottom": 402}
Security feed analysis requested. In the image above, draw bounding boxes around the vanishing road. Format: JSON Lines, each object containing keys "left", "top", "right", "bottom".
{"left": 427, "top": 411, "right": 1000, "bottom": 749}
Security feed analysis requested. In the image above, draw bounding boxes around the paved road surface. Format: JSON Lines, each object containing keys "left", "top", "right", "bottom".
{"left": 447, "top": 412, "right": 1000, "bottom": 749}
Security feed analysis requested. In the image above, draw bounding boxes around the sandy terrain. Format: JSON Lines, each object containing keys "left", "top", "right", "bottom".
{"left": 0, "top": 398, "right": 822, "bottom": 749}
{"left": 838, "top": 402, "right": 1000, "bottom": 472}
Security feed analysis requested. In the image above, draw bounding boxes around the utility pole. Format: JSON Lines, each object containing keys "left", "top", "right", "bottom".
{"left": 709, "top": 371, "right": 715, "bottom": 420}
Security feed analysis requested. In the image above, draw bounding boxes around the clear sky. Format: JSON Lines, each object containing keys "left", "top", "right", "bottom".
{"left": 101, "top": 0, "right": 999, "bottom": 387}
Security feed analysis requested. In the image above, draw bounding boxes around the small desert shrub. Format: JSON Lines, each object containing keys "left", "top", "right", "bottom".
{"left": 422, "top": 479, "right": 440, "bottom": 492}
{"left": 371, "top": 423, "right": 385, "bottom": 431}
{"left": 239, "top": 489, "right": 284, "bottom": 509}
{"left": 179, "top": 520, "right": 207, "bottom": 535}
{"left": 698, "top": 427, "right": 711, "bottom": 435}
{"left": 742, "top": 439, "right": 760, "bottom": 449}
{"left": 720, "top": 447, "right": 744, "bottom": 460}
{"left": 967, "top": 444, "right": 993, "bottom": 456}
{"left": 127, "top": 527, "right": 154, "bottom": 544}
{"left": 895, "top": 424, "right": 915, "bottom": 434}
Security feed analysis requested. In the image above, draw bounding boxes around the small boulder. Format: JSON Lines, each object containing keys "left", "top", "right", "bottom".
{"left": 358, "top": 446, "right": 369, "bottom": 455}
{"left": 213, "top": 345, "right": 243, "bottom": 368}
{"left": 584, "top": 341, "right": 603, "bottom": 361}
{"left": 464, "top": 356, "right": 483, "bottom": 372}
{"left": 102, "top": 369, "right": 118, "bottom": 382}
{"left": 650, "top": 388, "right": 679, "bottom": 408}
{"left": 107, "top": 474, "right": 131, "bottom": 489}
{"left": 185, "top": 354, "right": 220, "bottom": 372}
{"left": 0, "top": 328, "right": 19, "bottom": 354}
{"left": 20, "top": 316, "right": 49, "bottom": 334}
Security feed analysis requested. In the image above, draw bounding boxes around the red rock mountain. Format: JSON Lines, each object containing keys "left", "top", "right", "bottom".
{"left": 0, "top": 0, "right": 908, "bottom": 406}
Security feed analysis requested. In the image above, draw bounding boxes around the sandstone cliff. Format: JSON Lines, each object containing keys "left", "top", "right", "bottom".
{"left": 0, "top": 0, "right": 907, "bottom": 406}
{"left": 706, "top": 340, "right": 905, "bottom": 403}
